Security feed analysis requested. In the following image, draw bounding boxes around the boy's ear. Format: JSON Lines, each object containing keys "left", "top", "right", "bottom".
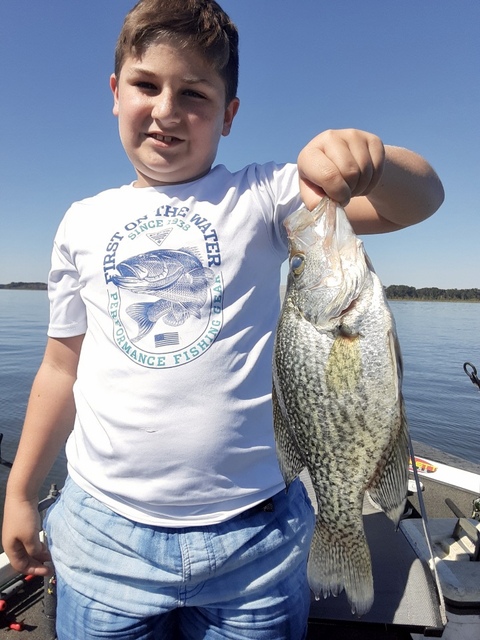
{"left": 110, "top": 74, "right": 120, "bottom": 116}
{"left": 222, "top": 98, "right": 240, "bottom": 136}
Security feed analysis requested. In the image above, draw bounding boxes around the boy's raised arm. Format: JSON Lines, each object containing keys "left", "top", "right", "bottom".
{"left": 2, "top": 334, "right": 84, "bottom": 576}
{"left": 298, "top": 129, "right": 444, "bottom": 234}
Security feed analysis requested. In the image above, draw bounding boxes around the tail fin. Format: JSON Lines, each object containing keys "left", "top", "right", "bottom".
{"left": 308, "top": 520, "right": 374, "bottom": 616}
{"left": 126, "top": 301, "right": 164, "bottom": 341}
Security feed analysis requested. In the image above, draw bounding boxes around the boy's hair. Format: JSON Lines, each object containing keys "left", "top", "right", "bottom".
{"left": 115, "top": 0, "right": 239, "bottom": 104}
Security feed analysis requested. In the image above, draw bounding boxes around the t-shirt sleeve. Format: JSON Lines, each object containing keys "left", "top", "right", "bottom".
{"left": 247, "top": 162, "right": 302, "bottom": 257}
{"left": 47, "top": 211, "right": 87, "bottom": 338}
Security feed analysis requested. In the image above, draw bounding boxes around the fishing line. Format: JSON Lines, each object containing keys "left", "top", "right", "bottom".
{"left": 407, "top": 434, "right": 448, "bottom": 626}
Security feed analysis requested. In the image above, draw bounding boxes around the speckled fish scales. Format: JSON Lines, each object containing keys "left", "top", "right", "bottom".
{"left": 272, "top": 197, "right": 409, "bottom": 615}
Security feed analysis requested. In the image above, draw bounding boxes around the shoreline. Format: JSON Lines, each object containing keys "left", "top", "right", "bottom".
{"left": 278, "top": 285, "right": 480, "bottom": 303}
{"left": 0, "top": 283, "right": 47, "bottom": 291}
{"left": 388, "top": 297, "right": 480, "bottom": 303}
{"left": 2, "top": 284, "right": 480, "bottom": 302}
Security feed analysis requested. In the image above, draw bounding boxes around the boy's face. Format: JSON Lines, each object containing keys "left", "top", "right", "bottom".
{"left": 111, "top": 42, "right": 240, "bottom": 187}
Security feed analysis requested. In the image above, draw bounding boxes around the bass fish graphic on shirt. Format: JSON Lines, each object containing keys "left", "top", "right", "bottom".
{"left": 111, "top": 247, "right": 215, "bottom": 341}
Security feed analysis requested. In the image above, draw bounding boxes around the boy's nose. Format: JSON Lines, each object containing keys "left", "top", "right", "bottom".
{"left": 151, "top": 91, "right": 181, "bottom": 124}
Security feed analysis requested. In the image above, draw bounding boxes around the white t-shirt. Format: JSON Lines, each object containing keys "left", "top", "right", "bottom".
{"left": 48, "top": 162, "right": 302, "bottom": 526}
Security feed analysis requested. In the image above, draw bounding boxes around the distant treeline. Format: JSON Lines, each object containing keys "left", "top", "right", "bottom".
{"left": 1, "top": 282, "right": 479, "bottom": 301}
{"left": 0, "top": 282, "right": 47, "bottom": 290}
{"left": 385, "top": 285, "right": 480, "bottom": 301}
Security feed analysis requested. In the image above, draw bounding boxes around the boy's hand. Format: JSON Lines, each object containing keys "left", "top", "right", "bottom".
{"left": 2, "top": 497, "right": 53, "bottom": 576}
{"left": 298, "top": 129, "right": 385, "bottom": 210}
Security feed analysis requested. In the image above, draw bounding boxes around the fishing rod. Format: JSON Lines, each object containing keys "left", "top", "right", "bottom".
{"left": 0, "top": 433, "right": 13, "bottom": 468}
{"left": 464, "top": 362, "right": 480, "bottom": 391}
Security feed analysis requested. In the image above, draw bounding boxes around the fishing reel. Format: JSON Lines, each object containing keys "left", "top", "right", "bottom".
{"left": 472, "top": 497, "right": 480, "bottom": 522}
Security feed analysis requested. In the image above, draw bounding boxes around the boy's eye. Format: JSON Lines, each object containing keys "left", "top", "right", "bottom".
{"left": 136, "top": 81, "right": 157, "bottom": 91}
{"left": 183, "top": 89, "right": 206, "bottom": 99}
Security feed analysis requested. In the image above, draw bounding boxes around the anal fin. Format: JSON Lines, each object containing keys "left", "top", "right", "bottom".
{"left": 367, "top": 401, "right": 410, "bottom": 525}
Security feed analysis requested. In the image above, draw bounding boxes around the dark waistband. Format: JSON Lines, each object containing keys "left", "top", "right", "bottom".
{"left": 240, "top": 494, "right": 278, "bottom": 518}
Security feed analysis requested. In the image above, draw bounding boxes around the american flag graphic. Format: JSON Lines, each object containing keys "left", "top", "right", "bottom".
{"left": 155, "top": 332, "right": 180, "bottom": 347}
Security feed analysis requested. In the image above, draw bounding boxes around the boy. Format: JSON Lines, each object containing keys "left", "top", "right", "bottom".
{"left": 2, "top": 1, "right": 444, "bottom": 638}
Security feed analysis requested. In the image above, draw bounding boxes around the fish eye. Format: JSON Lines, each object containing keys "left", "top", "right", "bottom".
{"left": 290, "top": 253, "right": 305, "bottom": 276}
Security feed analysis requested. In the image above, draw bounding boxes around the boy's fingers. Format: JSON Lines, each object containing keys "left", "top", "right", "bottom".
{"left": 298, "top": 129, "right": 386, "bottom": 208}
{"left": 9, "top": 539, "right": 53, "bottom": 576}
{"left": 299, "top": 179, "right": 328, "bottom": 212}
{"left": 356, "top": 136, "right": 385, "bottom": 195}
{"left": 12, "top": 555, "right": 53, "bottom": 577}
{"left": 298, "top": 145, "right": 351, "bottom": 207}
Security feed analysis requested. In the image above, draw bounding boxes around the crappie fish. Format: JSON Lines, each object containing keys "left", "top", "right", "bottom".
{"left": 112, "top": 248, "right": 214, "bottom": 339}
{"left": 272, "top": 197, "right": 409, "bottom": 615}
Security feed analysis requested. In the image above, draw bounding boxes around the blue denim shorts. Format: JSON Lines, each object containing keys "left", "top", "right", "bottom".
{"left": 44, "top": 476, "right": 315, "bottom": 640}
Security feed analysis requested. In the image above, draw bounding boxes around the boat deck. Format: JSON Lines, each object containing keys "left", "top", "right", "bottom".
{"left": 0, "top": 578, "right": 54, "bottom": 639}
{"left": 1, "top": 442, "right": 479, "bottom": 639}
{"left": 0, "top": 576, "right": 420, "bottom": 640}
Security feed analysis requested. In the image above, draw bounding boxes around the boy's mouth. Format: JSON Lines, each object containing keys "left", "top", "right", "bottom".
{"left": 147, "top": 133, "right": 181, "bottom": 143}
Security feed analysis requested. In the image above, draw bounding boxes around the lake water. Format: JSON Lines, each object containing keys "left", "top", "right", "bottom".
{"left": 0, "top": 291, "right": 68, "bottom": 539}
{"left": 0, "top": 291, "right": 479, "bottom": 536}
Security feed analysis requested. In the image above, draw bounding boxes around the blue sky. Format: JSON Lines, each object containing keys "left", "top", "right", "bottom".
{"left": 0, "top": 0, "right": 478, "bottom": 288}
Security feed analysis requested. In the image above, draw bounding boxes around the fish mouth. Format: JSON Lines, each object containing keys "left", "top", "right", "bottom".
{"left": 284, "top": 197, "right": 331, "bottom": 238}
{"left": 285, "top": 210, "right": 317, "bottom": 241}
{"left": 113, "top": 261, "right": 185, "bottom": 292}
{"left": 117, "top": 263, "right": 147, "bottom": 279}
